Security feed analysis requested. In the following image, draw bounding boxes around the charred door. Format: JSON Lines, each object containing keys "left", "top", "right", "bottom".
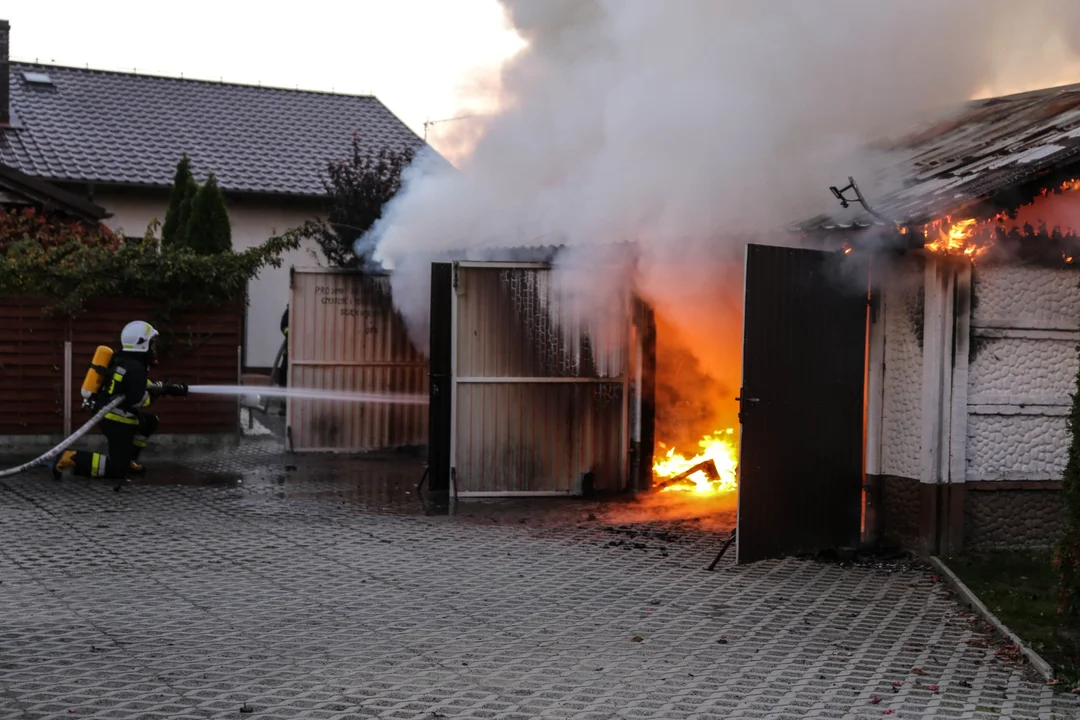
{"left": 737, "top": 244, "right": 866, "bottom": 564}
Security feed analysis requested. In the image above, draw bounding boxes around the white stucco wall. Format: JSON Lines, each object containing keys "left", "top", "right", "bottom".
{"left": 966, "top": 266, "right": 1080, "bottom": 481}
{"left": 95, "top": 192, "right": 324, "bottom": 368}
{"left": 879, "top": 256, "right": 924, "bottom": 479}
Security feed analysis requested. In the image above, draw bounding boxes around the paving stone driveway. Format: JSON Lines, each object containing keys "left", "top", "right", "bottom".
{"left": 0, "top": 440, "right": 1076, "bottom": 719}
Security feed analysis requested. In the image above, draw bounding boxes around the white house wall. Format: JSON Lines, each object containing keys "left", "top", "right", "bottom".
{"left": 967, "top": 266, "right": 1080, "bottom": 482}
{"left": 879, "top": 256, "right": 924, "bottom": 480}
{"left": 96, "top": 192, "right": 323, "bottom": 368}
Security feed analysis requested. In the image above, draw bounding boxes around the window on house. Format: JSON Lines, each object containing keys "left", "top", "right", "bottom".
{"left": 21, "top": 72, "right": 54, "bottom": 86}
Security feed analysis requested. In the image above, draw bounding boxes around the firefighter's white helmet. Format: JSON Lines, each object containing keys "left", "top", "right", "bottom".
{"left": 120, "top": 321, "right": 159, "bottom": 353}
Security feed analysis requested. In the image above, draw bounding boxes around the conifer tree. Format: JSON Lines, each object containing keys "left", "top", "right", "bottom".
{"left": 162, "top": 155, "right": 195, "bottom": 248}
{"left": 184, "top": 172, "right": 232, "bottom": 255}
{"left": 174, "top": 175, "right": 199, "bottom": 249}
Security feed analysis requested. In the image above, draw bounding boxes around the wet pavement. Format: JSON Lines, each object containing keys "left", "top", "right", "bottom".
{"left": 0, "top": 438, "right": 1076, "bottom": 719}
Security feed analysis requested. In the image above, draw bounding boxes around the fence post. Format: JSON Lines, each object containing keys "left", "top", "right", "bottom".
{"left": 63, "top": 341, "right": 72, "bottom": 437}
{"left": 237, "top": 344, "right": 242, "bottom": 437}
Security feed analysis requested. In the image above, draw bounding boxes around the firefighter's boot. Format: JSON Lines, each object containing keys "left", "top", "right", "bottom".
{"left": 51, "top": 451, "right": 76, "bottom": 481}
{"left": 129, "top": 461, "right": 146, "bottom": 474}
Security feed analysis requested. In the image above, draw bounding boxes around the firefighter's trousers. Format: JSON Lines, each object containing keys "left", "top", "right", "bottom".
{"left": 71, "top": 412, "right": 158, "bottom": 480}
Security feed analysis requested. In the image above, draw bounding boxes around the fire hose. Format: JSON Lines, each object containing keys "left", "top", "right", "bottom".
{"left": 0, "top": 396, "right": 125, "bottom": 479}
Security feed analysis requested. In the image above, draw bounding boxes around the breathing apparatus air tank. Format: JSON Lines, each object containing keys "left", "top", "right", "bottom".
{"left": 80, "top": 346, "right": 114, "bottom": 408}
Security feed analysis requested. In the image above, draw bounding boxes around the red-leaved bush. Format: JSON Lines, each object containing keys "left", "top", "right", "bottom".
{"left": 0, "top": 207, "right": 122, "bottom": 252}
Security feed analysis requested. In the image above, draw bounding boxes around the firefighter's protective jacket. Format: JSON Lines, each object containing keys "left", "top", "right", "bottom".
{"left": 100, "top": 353, "right": 158, "bottom": 425}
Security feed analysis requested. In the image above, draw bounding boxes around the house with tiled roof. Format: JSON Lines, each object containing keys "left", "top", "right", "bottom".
{"left": 0, "top": 20, "right": 425, "bottom": 369}
{"left": 0, "top": 159, "right": 109, "bottom": 223}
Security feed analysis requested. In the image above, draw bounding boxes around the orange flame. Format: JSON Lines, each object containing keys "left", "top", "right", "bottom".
{"left": 1043, "top": 179, "right": 1080, "bottom": 197}
{"left": 923, "top": 217, "right": 990, "bottom": 259}
{"left": 653, "top": 429, "right": 738, "bottom": 495}
{"left": 921, "top": 178, "right": 1080, "bottom": 260}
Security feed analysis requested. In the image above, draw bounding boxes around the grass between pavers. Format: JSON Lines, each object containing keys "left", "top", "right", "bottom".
{"left": 945, "top": 551, "right": 1080, "bottom": 689}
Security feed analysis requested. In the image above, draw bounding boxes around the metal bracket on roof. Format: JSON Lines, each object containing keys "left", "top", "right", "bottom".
{"left": 452, "top": 261, "right": 464, "bottom": 295}
{"left": 829, "top": 176, "right": 896, "bottom": 227}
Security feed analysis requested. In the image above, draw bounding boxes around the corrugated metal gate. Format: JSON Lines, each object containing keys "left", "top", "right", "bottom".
{"left": 737, "top": 244, "right": 866, "bottom": 563}
{"left": 430, "top": 261, "right": 647, "bottom": 497}
{"left": 287, "top": 268, "right": 428, "bottom": 452}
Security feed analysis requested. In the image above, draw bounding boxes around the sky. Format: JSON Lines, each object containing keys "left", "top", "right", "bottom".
{"left": 3, "top": 0, "right": 524, "bottom": 158}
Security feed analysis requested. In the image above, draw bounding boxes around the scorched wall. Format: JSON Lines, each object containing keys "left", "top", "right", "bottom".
{"left": 871, "top": 256, "right": 1070, "bottom": 552}
{"left": 964, "top": 265, "right": 1073, "bottom": 548}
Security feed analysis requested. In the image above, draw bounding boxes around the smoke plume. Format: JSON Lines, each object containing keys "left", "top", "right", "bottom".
{"left": 365, "top": 0, "right": 1080, "bottom": 418}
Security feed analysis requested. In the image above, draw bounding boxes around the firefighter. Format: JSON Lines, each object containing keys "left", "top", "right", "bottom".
{"left": 51, "top": 321, "right": 188, "bottom": 483}
{"left": 277, "top": 305, "right": 288, "bottom": 415}
{"left": 279, "top": 305, "right": 289, "bottom": 388}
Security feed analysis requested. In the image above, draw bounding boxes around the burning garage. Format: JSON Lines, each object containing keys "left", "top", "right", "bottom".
{"left": 390, "top": 79, "right": 1080, "bottom": 564}
{"left": 298, "top": 4, "right": 1080, "bottom": 565}
{"left": 285, "top": 79, "right": 1080, "bottom": 566}
{"left": 800, "top": 80, "right": 1080, "bottom": 558}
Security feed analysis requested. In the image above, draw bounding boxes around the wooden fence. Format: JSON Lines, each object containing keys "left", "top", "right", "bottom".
{"left": 0, "top": 296, "right": 242, "bottom": 436}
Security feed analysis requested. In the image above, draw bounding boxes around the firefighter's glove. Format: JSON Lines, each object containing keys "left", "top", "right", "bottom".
{"left": 163, "top": 383, "right": 189, "bottom": 397}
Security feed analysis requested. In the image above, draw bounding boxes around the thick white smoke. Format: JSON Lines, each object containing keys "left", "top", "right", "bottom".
{"left": 366, "top": 0, "right": 1080, "bottom": 379}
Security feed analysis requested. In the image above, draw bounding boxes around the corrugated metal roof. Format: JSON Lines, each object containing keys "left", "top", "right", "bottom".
{"left": 0, "top": 62, "right": 426, "bottom": 197}
{"left": 446, "top": 241, "right": 639, "bottom": 263}
{"left": 800, "top": 82, "right": 1080, "bottom": 231}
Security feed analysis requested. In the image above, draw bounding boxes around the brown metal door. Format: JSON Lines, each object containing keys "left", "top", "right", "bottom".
{"left": 427, "top": 263, "right": 453, "bottom": 501}
{"left": 737, "top": 244, "right": 866, "bottom": 563}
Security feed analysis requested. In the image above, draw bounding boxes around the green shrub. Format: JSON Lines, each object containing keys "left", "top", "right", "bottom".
{"left": 0, "top": 207, "right": 300, "bottom": 323}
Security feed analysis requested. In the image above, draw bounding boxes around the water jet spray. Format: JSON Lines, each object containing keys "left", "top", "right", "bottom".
{"left": 187, "top": 385, "right": 428, "bottom": 405}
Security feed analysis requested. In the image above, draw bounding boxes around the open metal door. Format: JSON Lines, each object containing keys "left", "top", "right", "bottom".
{"left": 427, "top": 263, "right": 454, "bottom": 502}
{"left": 736, "top": 244, "right": 866, "bottom": 564}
